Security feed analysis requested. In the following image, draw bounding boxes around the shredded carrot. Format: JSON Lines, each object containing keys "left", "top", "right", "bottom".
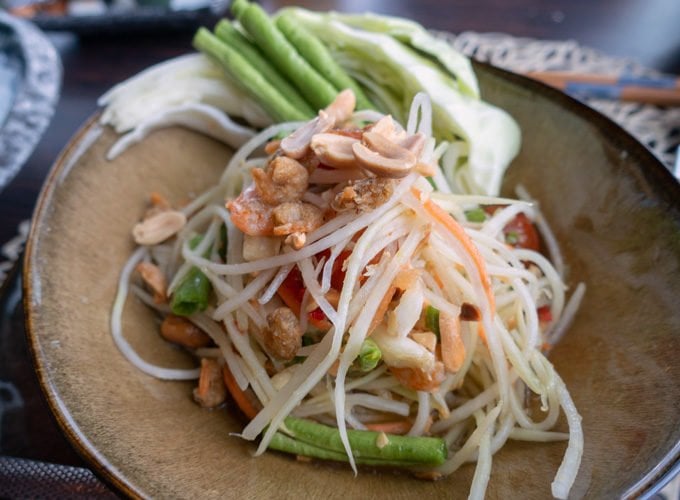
{"left": 439, "top": 312, "right": 466, "bottom": 373}
{"left": 415, "top": 188, "right": 496, "bottom": 317}
{"left": 222, "top": 365, "right": 260, "bottom": 420}
{"left": 193, "top": 358, "right": 227, "bottom": 408}
{"left": 367, "top": 285, "right": 396, "bottom": 335}
{"left": 264, "top": 139, "right": 281, "bottom": 155}
{"left": 150, "top": 191, "right": 170, "bottom": 209}
{"left": 364, "top": 420, "right": 412, "bottom": 435}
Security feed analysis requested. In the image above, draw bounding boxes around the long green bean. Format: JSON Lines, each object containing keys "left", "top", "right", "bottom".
{"left": 214, "top": 20, "right": 315, "bottom": 118}
{"left": 230, "top": 0, "right": 338, "bottom": 110}
{"left": 270, "top": 432, "right": 439, "bottom": 467}
{"left": 193, "top": 27, "right": 308, "bottom": 122}
{"left": 279, "top": 417, "right": 447, "bottom": 465}
{"left": 275, "top": 12, "right": 375, "bottom": 110}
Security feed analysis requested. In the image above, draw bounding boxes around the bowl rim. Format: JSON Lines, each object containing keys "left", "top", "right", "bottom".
{"left": 23, "top": 63, "right": 680, "bottom": 499}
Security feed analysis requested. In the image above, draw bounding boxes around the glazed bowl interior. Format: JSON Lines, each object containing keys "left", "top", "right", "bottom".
{"left": 24, "top": 63, "right": 680, "bottom": 499}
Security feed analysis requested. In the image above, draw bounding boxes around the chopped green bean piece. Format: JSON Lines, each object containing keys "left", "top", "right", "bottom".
{"left": 425, "top": 305, "right": 440, "bottom": 338}
{"left": 465, "top": 207, "right": 487, "bottom": 223}
{"left": 170, "top": 235, "right": 212, "bottom": 316}
{"left": 357, "top": 339, "right": 381, "bottom": 372}
{"left": 270, "top": 432, "right": 437, "bottom": 467}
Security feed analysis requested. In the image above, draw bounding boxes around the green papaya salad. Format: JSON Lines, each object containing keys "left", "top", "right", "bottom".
{"left": 105, "top": 2, "right": 585, "bottom": 498}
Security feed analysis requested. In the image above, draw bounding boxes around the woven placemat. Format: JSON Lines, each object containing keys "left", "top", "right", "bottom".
{"left": 442, "top": 31, "right": 680, "bottom": 171}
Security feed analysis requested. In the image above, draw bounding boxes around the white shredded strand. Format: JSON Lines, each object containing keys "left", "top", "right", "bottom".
{"left": 259, "top": 264, "right": 293, "bottom": 305}
{"left": 407, "top": 391, "right": 431, "bottom": 436}
{"left": 547, "top": 282, "right": 586, "bottom": 346}
{"left": 406, "top": 92, "right": 432, "bottom": 137}
{"left": 321, "top": 237, "right": 352, "bottom": 293}
{"left": 334, "top": 225, "right": 426, "bottom": 473}
{"left": 111, "top": 247, "right": 199, "bottom": 380}
{"left": 515, "top": 184, "right": 565, "bottom": 279}
{"left": 211, "top": 268, "right": 276, "bottom": 320}
{"left": 551, "top": 374, "right": 584, "bottom": 499}
{"left": 468, "top": 409, "right": 496, "bottom": 500}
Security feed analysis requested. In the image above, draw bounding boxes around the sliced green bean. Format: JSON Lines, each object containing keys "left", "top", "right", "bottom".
{"left": 275, "top": 12, "right": 375, "bottom": 110}
{"left": 280, "top": 417, "right": 446, "bottom": 465}
{"left": 270, "top": 432, "right": 435, "bottom": 467}
{"left": 230, "top": 0, "right": 338, "bottom": 110}
{"left": 214, "top": 20, "right": 315, "bottom": 118}
{"left": 464, "top": 207, "right": 487, "bottom": 223}
{"left": 425, "top": 305, "right": 440, "bottom": 338}
{"left": 193, "top": 27, "right": 308, "bottom": 122}
{"left": 170, "top": 236, "right": 212, "bottom": 316}
{"left": 357, "top": 338, "right": 381, "bottom": 372}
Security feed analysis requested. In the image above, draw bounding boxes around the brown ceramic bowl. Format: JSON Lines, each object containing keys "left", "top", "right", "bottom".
{"left": 24, "top": 63, "right": 680, "bottom": 499}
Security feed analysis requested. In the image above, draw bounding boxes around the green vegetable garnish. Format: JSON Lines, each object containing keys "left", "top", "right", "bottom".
{"left": 357, "top": 339, "right": 381, "bottom": 372}
{"left": 218, "top": 224, "right": 228, "bottom": 262}
{"left": 465, "top": 207, "right": 487, "bottom": 223}
{"left": 170, "top": 235, "right": 212, "bottom": 316}
{"left": 425, "top": 305, "right": 440, "bottom": 338}
{"left": 505, "top": 231, "right": 519, "bottom": 245}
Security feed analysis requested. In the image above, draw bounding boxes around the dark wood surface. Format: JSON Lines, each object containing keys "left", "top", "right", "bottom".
{"left": 0, "top": 0, "right": 678, "bottom": 488}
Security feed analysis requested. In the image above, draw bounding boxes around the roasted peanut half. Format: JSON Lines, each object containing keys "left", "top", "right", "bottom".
{"left": 353, "top": 131, "right": 417, "bottom": 178}
{"left": 135, "top": 261, "right": 167, "bottom": 303}
{"left": 263, "top": 307, "right": 303, "bottom": 361}
{"left": 280, "top": 111, "right": 334, "bottom": 159}
{"left": 132, "top": 210, "right": 186, "bottom": 245}
{"left": 310, "top": 133, "right": 359, "bottom": 169}
{"left": 160, "top": 314, "right": 212, "bottom": 349}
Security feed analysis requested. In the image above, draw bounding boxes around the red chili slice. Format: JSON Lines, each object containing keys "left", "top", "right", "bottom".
{"left": 484, "top": 205, "right": 540, "bottom": 251}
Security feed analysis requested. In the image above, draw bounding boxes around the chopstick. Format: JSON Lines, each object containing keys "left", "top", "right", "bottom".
{"left": 526, "top": 71, "right": 680, "bottom": 106}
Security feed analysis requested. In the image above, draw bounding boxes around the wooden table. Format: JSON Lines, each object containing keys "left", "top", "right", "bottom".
{"left": 0, "top": 0, "right": 678, "bottom": 494}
